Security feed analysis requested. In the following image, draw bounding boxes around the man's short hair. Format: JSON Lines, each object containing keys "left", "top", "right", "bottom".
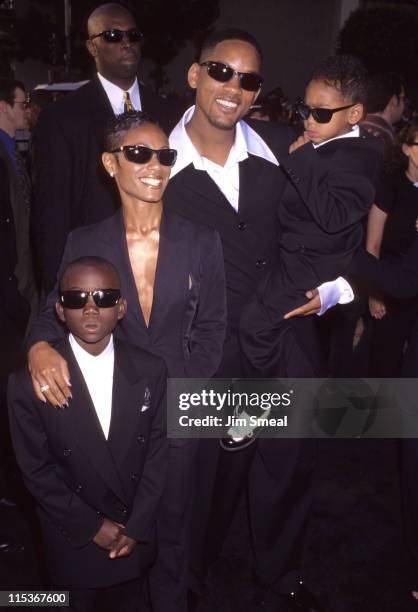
{"left": 0, "top": 78, "right": 25, "bottom": 106}
{"left": 198, "top": 28, "right": 263, "bottom": 64}
{"left": 105, "top": 110, "right": 161, "bottom": 151}
{"left": 311, "top": 55, "right": 368, "bottom": 106}
{"left": 366, "top": 73, "right": 406, "bottom": 114}
{"left": 59, "top": 256, "right": 121, "bottom": 291}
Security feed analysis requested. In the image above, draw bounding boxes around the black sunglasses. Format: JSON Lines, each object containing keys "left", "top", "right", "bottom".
{"left": 199, "top": 61, "right": 263, "bottom": 92}
{"left": 295, "top": 100, "right": 355, "bottom": 124}
{"left": 110, "top": 145, "right": 177, "bottom": 166}
{"left": 90, "top": 28, "right": 143, "bottom": 44}
{"left": 59, "top": 289, "right": 121, "bottom": 309}
{"left": 406, "top": 141, "right": 418, "bottom": 146}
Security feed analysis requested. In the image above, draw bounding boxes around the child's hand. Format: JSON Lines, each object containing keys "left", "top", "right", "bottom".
{"left": 289, "top": 132, "right": 311, "bottom": 154}
{"left": 109, "top": 534, "right": 137, "bottom": 559}
{"left": 93, "top": 518, "right": 124, "bottom": 551}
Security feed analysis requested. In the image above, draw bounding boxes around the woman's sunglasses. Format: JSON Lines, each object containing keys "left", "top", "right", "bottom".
{"left": 199, "top": 61, "right": 263, "bottom": 92}
{"left": 59, "top": 289, "right": 121, "bottom": 309}
{"left": 295, "top": 100, "right": 354, "bottom": 124}
{"left": 110, "top": 145, "right": 177, "bottom": 166}
{"left": 90, "top": 28, "right": 143, "bottom": 44}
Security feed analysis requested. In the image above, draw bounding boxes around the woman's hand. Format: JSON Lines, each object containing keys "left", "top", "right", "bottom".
{"left": 28, "top": 341, "right": 72, "bottom": 407}
{"left": 369, "top": 296, "right": 386, "bottom": 319}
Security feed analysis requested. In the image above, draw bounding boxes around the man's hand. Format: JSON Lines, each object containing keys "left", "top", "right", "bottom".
{"left": 93, "top": 518, "right": 124, "bottom": 551}
{"left": 28, "top": 341, "right": 72, "bottom": 407}
{"left": 289, "top": 132, "right": 311, "bottom": 154}
{"left": 369, "top": 296, "right": 386, "bottom": 319}
{"left": 109, "top": 534, "right": 137, "bottom": 559}
{"left": 284, "top": 289, "right": 321, "bottom": 319}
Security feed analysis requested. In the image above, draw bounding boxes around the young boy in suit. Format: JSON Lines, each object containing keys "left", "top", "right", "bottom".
{"left": 239, "top": 55, "right": 384, "bottom": 380}
{"left": 8, "top": 256, "right": 168, "bottom": 612}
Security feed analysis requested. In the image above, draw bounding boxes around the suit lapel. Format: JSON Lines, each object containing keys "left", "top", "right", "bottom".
{"left": 238, "top": 154, "right": 270, "bottom": 215}
{"left": 178, "top": 165, "right": 238, "bottom": 216}
{"left": 59, "top": 340, "right": 126, "bottom": 503}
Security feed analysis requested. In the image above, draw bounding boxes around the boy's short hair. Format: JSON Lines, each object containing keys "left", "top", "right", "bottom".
{"left": 105, "top": 110, "right": 162, "bottom": 151}
{"left": 59, "top": 256, "right": 120, "bottom": 292}
{"left": 311, "top": 55, "right": 368, "bottom": 106}
{"left": 197, "top": 28, "right": 263, "bottom": 64}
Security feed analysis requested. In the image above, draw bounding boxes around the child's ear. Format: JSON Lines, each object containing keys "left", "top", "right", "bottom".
{"left": 55, "top": 301, "right": 66, "bottom": 323}
{"left": 117, "top": 298, "right": 127, "bottom": 320}
{"left": 348, "top": 103, "right": 364, "bottom": 125}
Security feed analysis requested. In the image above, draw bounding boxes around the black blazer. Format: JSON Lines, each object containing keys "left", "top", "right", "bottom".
{"left": 28, "top": 209, "right": 227, "bottom": 379}
{"left": 8, "top": 337, "right": 168, "bottom": 588}
{"left": 32, "top": 76, "right": 177, "bottom": 291}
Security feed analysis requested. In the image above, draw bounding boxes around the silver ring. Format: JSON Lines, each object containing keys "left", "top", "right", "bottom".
{"left": 40, "top": 384, "right": 50, "bottom": 393}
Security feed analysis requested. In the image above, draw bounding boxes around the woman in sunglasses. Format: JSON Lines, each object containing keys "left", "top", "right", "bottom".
{"left": 26, "top": 111, "right": 227, "bottom": 611}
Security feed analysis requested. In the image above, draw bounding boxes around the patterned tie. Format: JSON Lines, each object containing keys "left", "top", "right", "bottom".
{"left": 123, "top": 91, "right": 133, "bottom": 112}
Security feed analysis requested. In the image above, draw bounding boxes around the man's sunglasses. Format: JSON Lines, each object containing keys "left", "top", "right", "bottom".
{"left": 199, "top": 61, "right": 263, "bottom": 92}
{"left": 59, "top": 289, "right": 121, "bottom": 309}
{"left": 90, "top": 28, "right": 143, "bottom": 44}
{"left": 110, "top": 145, "right": 177, "bottom": 166}
{"left": 295, "top": 100, "right": 355, "bottom": 124}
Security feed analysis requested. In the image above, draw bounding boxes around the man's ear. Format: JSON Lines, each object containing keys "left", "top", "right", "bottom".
{"left": 117, "top": 298, "right": 127, "bottom": 320}
{"left": 102, "top": 152, "right": 118, "bottom": 177}
{"left": 348, "top": 102, "right": 364, "bottom": 125}
{"left": 187, "top": 63, "right": 200, "bottom": 90}
{"left": 86, "top": 38, "right": 97, "bottom": 59}
{"left": 55, "top": 301, "right": 66, "bottom": 323}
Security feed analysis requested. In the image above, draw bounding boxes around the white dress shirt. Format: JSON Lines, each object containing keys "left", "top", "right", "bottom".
{"left": 169, "top": 107, "right": 353, "bottom": 313}
{"left": 69, "top": 334, "right": 114, "bottom": 439}
{"left": 97, "top": 73, "right": 142, "bottom": 115}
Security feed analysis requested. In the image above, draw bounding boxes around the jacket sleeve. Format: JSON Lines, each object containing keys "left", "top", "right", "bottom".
{"left": 184, "top": 228, "right": 227, "bottom": 378}
{"left": 8, "top": 372, "right": 103, "bottom": 548}
{"left": 280, "top": 140, "right": 383, "bottom": 233}
{"left": 124, "top": 362, "right": 168, "bottom": 542}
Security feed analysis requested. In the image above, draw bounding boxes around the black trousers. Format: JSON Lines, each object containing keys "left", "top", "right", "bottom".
{"left": 56, "top": 578, "right": 143, "bottom": 612}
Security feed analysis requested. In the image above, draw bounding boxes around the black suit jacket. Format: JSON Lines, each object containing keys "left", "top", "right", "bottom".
{"left": 32, "top": 76, "right": 177, "bottom": 291}
{"left": 8, "top": 337, "right": 168, "bottom": 588}
{"left": 28, "top": 209, "right": 227, "bottom": 379}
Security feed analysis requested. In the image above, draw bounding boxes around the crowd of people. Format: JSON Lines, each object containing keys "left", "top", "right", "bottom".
{"left": 1, "top": 2, "right": 418, "bottom": 612}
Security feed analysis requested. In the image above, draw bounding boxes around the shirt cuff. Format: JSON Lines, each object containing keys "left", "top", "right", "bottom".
{"left": 317, "top": 277, "right": 354, "bottom": 316}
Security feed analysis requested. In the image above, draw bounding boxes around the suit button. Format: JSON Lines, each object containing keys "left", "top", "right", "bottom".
{"left": 5, "top": 217, "right": 10, "bottom": 223}
{"left": 255, "top": 259, "right": 267, "bottom": 269}
{"left": 75, "top": 484, "right": 83, "bottom": 493}
{"left": 96, "top": 509, "right": 102, "bottom": 516}
{"left": 237, "top": 221, "right": 247, "bottom": 230}
{"left": 63, "top": 448, "right": 72, "bottom": 457}
{"left": 120, "top": 507, "right": 128, "bottom": 517}
{"left": 131, "top": 473, "right": 138, "bottom": 481}
{"left": 137, "top": 435, "right": 145, "bottom": 444}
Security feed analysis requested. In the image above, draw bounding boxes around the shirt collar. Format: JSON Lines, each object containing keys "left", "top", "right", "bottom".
{"left": 313, "top": 124, "right": 360, "bottom": 149}
{"left": 97, "top": 73, "right": 140, "bottom": 115}
{"left": 169, "top": 106, "right": 279, "bottom": 178}
{"left": 69, "top": 333, "right": 114, "bottom": 362}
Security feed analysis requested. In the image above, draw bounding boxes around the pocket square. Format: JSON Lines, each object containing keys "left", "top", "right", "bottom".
{"left": 141, "top": 387, "right": 151, "bottom": 412}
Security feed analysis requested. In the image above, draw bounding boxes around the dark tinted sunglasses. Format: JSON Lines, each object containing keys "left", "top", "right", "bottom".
{"left": 90, "top": 28, "right": 143, "bottom": 44}
{"left": 406, "top": 141, "right": 418, "bottom": 146}
{"left": 59, "top": 289, "right": 121, "bottom": 309}
{"left": 111, "top": 145, "right": 177, "bottom": 166}
{"left": 295, "top": 100, "right": 355, "bottom": 124}
{"left": 199, "top": 61, "right": 263, "bottom": 92}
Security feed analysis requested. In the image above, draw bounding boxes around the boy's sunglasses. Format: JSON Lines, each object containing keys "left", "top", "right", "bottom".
{"left": 295, "top": 100, "right": 355, "bottom": 124}
{"left": 59, "top": 289, "right": 121, "bottom": 309}
{"left": 199, "top": 61, "right": 263, "bottom": 92}
{"left": 90, "top": 28, "right": 143, "bottom": 44}
{"left": 110, "top": 145, "right": 177, "bottom": 166}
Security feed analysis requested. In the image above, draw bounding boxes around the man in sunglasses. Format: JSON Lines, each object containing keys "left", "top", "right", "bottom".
{"left": 9, "top": 255, "right": 168, "bottom": 612}
{"left": 165, "top": 29, "right": 355, "bottom": 612}
{"left": 32, "top": 2, "right": 175, "bottom": 295}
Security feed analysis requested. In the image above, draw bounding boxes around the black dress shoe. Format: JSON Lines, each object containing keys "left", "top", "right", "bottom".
{"left": 0, "top": 536, "right": 15, "bottom": 552}
{"left": 0, "top": 496, "right": 17, "bottom": 509}
{"left": 255, "top": 579, "right": 324, "bottom": 612}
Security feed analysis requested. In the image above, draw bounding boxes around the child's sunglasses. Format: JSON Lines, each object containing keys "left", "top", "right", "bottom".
{"left": 199, "top": 61, "right": 263, "bottom": 92}
{"left": 59, "top": 289, "right": 121, "bottom": 309}
{"left": 110, "top": 145, "right": 177, "bottom": 166}
{"left": 295, "top": 100, "right": 355, "bottom": 124}
{"left": 89, "top": 28, "right": 143, "bottom": 44}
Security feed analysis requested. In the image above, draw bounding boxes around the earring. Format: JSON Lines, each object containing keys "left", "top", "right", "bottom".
{"left": 109, "top": 171, "right": 114, "bottom": 177}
